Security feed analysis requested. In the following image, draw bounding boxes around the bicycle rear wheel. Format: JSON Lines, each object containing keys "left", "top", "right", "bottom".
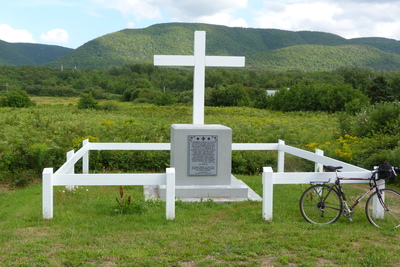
{"left": 365, "top": 189, "right": 400, "bottom": 229}
{"left": 300, "top": 184, "right": 343, "bottom": 225}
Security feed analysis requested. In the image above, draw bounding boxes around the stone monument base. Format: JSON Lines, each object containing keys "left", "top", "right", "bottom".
{"left": 145, "top": 175, "right": 262, "bottom": 202}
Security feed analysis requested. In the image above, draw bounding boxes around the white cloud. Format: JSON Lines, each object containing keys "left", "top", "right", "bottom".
{"left": 165, "top": 0, "right": 248, "bottom": 27}
{"left": 255, "top": 0, "right": 400, "bottom": 40}
{"left": 87, "top": 10, "right": 103, "bottom": 18}
{"left": 40, "top": 29, "right": 69, "bottom": 44}
{"left": 165, "top": 0, "right": 248, "bottom": 18}
{"left": 92, "top": 0, "right": 248, "bottom": 27}
{"left": 92, "top": 0, "right": 161, "bottom": 19}
{"left": 178, "top": 12, "right": 248, "bottom": 28}
{"left": 0, "top": 24, "right": 36, "bottom": 43}
{"left": 126, "top": 22, "right": 135, "bottom": 28}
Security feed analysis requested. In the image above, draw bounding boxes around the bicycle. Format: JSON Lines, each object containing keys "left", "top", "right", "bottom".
{"left": 299, "top": 163, "right": 400, "bottom": 228}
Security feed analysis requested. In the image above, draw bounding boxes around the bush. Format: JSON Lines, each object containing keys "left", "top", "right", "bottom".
{"left": 154, "top": 92, "right": 176, "bottom": 106}
{"left": 207, "top": 84, "right": 251, "bottom": 107}
{"left": 266, "top": 81, "right": 369, "bottom": 112}
{"left": 1, "top": 90, "right": 36, "bottom": 108}
{"left": 78, "top": 93, "right": 98, "bottom": 109}
{"left": 340, "top": 102, "right": 400, "bottom": 137}
{"left": 99, "top": 101, "right": 119, "bottom": 111}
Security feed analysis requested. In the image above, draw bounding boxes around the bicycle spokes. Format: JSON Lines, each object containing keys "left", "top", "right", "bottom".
{"left": 300, "top": 185, "right": 342, "bottom": 225}
{"left": 366, "top": 189, "right": 400, "bottom": 229}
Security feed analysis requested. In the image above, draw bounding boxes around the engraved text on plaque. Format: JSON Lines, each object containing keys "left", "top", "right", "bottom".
{"left": 188, "top": 135, "right": 218, "bottom": 175}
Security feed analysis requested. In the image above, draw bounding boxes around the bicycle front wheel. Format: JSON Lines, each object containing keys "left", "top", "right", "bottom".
{"left": 365, "top": 189, "right": 400, "bottom": 229}
{"left": 300, "top": 185, "right": 343, "bottom": 225}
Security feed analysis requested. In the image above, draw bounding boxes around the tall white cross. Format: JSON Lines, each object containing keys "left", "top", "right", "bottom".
{"left": 154, "top": 31, "right": 245, "bottom": 125}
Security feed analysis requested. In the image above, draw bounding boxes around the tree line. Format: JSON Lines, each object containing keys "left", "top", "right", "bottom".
{"left": 1, "top": 64, "right": 400, "bottom": 112}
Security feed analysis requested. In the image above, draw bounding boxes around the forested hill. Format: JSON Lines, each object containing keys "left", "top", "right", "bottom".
{"left": 0, "top": 40, "right": 72, "bottom": 66}
{"left": 13, "top": 22, "right": 400, "bottom": 71}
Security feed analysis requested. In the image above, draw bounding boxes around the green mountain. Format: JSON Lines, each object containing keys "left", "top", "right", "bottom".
{"left": 247, "top": 44, "right": 400, "bottom": 71}
{"left": 0, "top": 40, "right": 72, "bottom": 66}
{"left": 30, "top": 23, "right": 400, "bottom": 71}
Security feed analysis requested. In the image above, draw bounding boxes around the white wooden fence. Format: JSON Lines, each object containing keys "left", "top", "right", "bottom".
{"left": 43, "top": 139, "right": 375, "bottom": 221}
{"left": 233, "top": 140, "right": 374, "bottom": 221}
{"left": 42, "top": 139, "right": 175, "bottom": 220}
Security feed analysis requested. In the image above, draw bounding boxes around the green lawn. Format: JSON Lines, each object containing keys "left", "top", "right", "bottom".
{"left": 1, "top": 175, "right": 399, "bottom": 266}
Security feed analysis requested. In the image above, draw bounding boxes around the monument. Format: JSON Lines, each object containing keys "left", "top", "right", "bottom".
{"left": 153, "top": 31, "right": 261, "bottom": 201}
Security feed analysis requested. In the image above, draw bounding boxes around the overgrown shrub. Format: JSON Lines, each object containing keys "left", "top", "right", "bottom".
{"left": 0, "top": 90, "right": 36, "bottom": 108}
{"left": 154, "top": 92, "right": 176, "bottom": 106}
{"left": 266, "top": 81, "right": 369, "bottom": 112}
{"left": 78, "top": 93, "right": 98, "bottom": 109}
{"left": 207, "top": 84, "right": 251, "bottom": 107}
{"left": 339, "top": 101, "right": 400, "bottom": 137}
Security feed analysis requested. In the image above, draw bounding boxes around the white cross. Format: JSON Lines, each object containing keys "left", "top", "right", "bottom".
{"left": 154, "top": 31, "right": 245, "bottom": 125}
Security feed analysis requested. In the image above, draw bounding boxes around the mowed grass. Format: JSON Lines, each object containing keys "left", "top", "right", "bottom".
{"left": 1, "top": 176, "right": 400, "bottom": 266}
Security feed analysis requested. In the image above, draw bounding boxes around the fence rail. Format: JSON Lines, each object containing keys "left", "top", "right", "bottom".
{"left": 42, "top": 167, "right": 175, "bottom": 220}
{"left": 43, "top": 139, "right": 373, "bottom": 222}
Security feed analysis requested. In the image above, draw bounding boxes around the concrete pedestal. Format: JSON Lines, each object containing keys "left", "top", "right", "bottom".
{"left": 154, "top": 124, "right": 261, "bottom": 201}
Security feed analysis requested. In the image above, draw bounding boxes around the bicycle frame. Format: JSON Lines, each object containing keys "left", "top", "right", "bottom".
{"left": 328, "top": 171, "right": 387, "bottom": 214}
{"left": 336, "top": 177, "right": 374, "bottom": 210}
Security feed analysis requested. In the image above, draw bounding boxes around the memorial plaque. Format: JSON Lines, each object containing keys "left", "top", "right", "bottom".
{"left": 188, "top": 135, "right": 218, "bottom": 176}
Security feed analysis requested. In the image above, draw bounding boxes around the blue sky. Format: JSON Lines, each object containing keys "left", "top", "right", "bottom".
{"left": 1, "top": 0, "right": 400, "bottom": 49}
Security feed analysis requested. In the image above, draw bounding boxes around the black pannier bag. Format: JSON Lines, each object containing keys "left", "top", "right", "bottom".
{"left": 377, "top": 161, "right": 397, "bottom": 180}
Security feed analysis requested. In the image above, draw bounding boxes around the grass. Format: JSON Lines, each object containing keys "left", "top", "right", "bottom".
{"left": 1, "top": 98, "right": 400, "bottom": 265}
{"left": 1, "top": 176, "right": 400, "bottom": 266}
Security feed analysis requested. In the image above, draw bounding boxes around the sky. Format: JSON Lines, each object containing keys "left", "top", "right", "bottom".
{"left": 1, "top": 0, "right": 400, "bottom": 49}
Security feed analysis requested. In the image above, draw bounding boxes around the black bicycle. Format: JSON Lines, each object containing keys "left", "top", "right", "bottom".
{"left": 299, "top": 163, "right": 400, "bottom": 228}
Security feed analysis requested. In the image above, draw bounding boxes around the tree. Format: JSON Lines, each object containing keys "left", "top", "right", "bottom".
{"left": 207, "top": 84, "right": 250, "bottom": 107}
{"left": 366, "top": 76, "right": 395, "bottom": 103}
{"left": 266, "top": 81, "right": 369, "bottom": 112}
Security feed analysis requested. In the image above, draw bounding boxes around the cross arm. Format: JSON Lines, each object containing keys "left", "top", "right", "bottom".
{"left": 205, "top": 56, "right": 245, "bottom": 67}
{"left": 154, "top": 55, "right": 195, "bottom": 66}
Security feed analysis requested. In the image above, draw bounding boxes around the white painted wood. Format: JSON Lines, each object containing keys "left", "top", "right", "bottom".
{"left": 65, "top": 150, "right": 75, "bottom": 191}
{"left": 315, "top": 149, "right": 324, "bottom": 172}
{"left": 82, "top": 139, "right": 89, "bottom": 174}
{"left": 193, "top": 31, "right": 206, "bottom": 125}
{"left": 154, "top": 55, "right": 194, "bottom": 66}
{"left": 373, "top": 179, "right": 386, "bottom": 219}
{"left": 278, "top": 140, "right": 285, "bottom": 172}
{"left": 154, "top": 31, "right": 245, "bottom": 125}
{"left": 262, "top": 167, "right": 274, "bottom": 221}
{"left": 53, "top": 173, "right": 167, "bottom": 186}
{"left": 231, "top": 143, "right": 279, "bottom": 150}
{"left": 88, "top": 142, "right": 171, "bottom": 151}
{"left": 262, "top": 168, "right": 380, "bottom": 221}
{"left": 43, "top": 170, "right": 175, "bottom": 220}
{"left": 42, "top": 168, "right": 54, "bottom": 220}
{"left": 166, "top": 168, "right": 176, "bottom": 220}
{"left": 44, "top": 138, "right": 378, "bottom": 222}
{"left": 205, "top": 56, "right": 245, "bottom": 67}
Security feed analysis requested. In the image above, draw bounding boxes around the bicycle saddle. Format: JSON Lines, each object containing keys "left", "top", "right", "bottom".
{"left": 326, "top": 166, "right": 343, "bottom": 171}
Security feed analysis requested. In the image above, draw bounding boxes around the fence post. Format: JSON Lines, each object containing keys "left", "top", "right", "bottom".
{"left": 278, "top": 140, "right": 285, "bottom": 172}
{"left": 82, "top": 139, "right": 89, "bottom": 174}
{"left": 66, "top": 150, "right": 75, "bottom": 191}
{"left": 42, "top": 168, "right": 54, "bottom": 220}
{"left": 165, "top": 168, "right": 176, "bottom": 220}
{"left": 373, "top": 170, "right": 386, "bottom": 219}
{"left": 315, "top": 149, "right": 324, "bottom": 172}
{"left": 262, "top": 167, "right": 274, "bottom": 221}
